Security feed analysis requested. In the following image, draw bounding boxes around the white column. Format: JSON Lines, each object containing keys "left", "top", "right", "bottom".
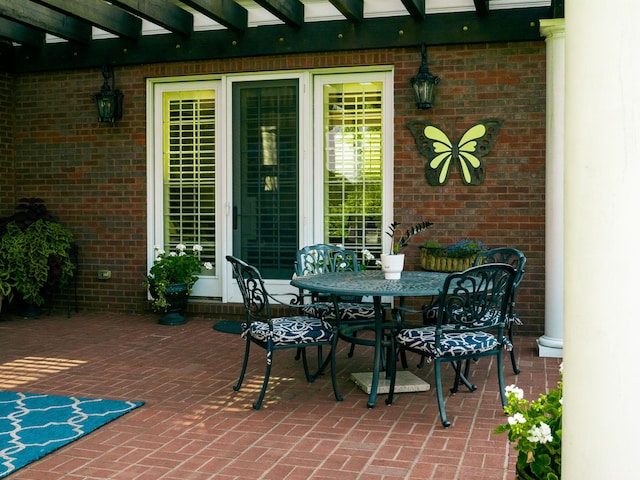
{"left": 564, "top": 2, "right": 640, "bottom": 479}
{"left": 538, "top": 19, "right": 565, "bottom": 358}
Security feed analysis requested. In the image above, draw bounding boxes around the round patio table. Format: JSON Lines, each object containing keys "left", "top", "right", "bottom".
{"left": 291, "top": 269, "right": 450, "bottom": 407}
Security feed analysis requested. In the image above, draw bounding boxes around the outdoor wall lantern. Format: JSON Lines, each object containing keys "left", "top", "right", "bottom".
{"left": 93, "top": 65, "right": 123, "bottom": 123}
{"left": 410, "top": 43, "right": 440, "bottom": 109}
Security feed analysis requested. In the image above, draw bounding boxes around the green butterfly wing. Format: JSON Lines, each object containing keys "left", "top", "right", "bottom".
{"left": 407, "top": 120, "right": 453, "bottom": 185}
{"left": 407, "top": 118, "right": 504, "bottom": 186}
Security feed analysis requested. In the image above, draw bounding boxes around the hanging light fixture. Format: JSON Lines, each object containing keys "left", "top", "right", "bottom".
{"left": 410, "top": 43, "right": 440, "bottom": 109}
{"left": 93, "top": 65, "right": 123, "bottom": 123}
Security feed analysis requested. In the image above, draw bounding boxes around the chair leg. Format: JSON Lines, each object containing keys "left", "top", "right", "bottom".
{"left": 330, "top": 336, "right": 343, "bottom": 402}
{"left": 497, "top": 349, "right": 507, "bottom": 408}
{"left": 450, "top": 360, "right": 477, "bottom": 393}
{"left": 253, "top": 344, "right": 273, "bottom": 410}
{"left": 300, "top": 348, "right": 315, "bottom": 383}
{"left": 347, "top": 330, "right": 358, "bottom": 357}
{"left": 417, "top": 354, "right": 427, "bottom": 369}
{"left": 508, "top": 324, "right": 520, "bottom": 374}
{"left": 450, "top": 361, "right": 462, "bottom": 393}
{"left": 434, "top": 360, "right": 451, "bottom": 428}
{"left": 233, "top": 338, "right": 251, "bottom": 392}
{"left": 399, "top": 349, "right": 408, "bottom": 369}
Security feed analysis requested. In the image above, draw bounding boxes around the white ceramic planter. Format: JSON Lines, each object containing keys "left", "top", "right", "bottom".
{"left": 380, "top": 253, "right": 405, "bottom": 280}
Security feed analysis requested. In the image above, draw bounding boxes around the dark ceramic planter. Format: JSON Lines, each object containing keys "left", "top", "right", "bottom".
{"left": 515, "top": 464, "right": 537, "bottom": 480}
{"left": 158, "top": 282, "right": 189, "bottom": 326}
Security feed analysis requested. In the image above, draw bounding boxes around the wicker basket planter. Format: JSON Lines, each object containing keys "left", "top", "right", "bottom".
{"left": 419, "top": 248, "right": 476, "bottom": 272}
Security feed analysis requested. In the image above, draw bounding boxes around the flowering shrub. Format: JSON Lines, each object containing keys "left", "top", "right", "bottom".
{"left": 147, "top": 244, "right": 213, "bottom": 311}
{"left": 494, "top": 366, "right": 563, "bottom": 479}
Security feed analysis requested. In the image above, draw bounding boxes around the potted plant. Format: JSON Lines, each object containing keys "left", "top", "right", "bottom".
{"left": 419, "top": 238, "right": 486, "bottom": 272}
{"left": 381, "top": 221, "right": 433, "bottom": 279}
{"left": 146, "top": 244, "right": 213, "bottom": 325}
{"left": 494, "top": 365, "right": 563, "bottom": 479}
{"left": 0, "top": 199, "right": 75, "bottom": 315}
{"left": 0, "top": 257, "right": 14, "bottom": 313}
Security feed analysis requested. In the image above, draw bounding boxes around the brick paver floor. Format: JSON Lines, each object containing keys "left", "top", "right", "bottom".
{"left": 0, "top": 311, "right": 561, "bottom": 479}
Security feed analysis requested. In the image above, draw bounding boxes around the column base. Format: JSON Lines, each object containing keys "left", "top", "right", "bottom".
{"left": 537, "top": 335, "right": 564, "bottom": 358}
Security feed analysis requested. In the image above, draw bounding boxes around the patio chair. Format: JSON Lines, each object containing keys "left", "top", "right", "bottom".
{"left": 385, "top": 263, "right": 517, "bottom": 427}
{"left": 420, "top": 247, "right": 526, "bottom": 375}
{"left": 472, "top": 247, "right": 526, "bottom": 374}
{"left": 294, "top": 244, "right": 377, "bottom": 357}
{"left": 226, "top": 255, "right": 342, "bottom": 410}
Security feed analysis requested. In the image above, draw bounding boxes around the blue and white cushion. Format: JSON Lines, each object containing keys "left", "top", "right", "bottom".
{"left": 396, "top": 326, "right": 511, "bottom": 359}
{"left": 244, "top": 316, "right": 335, "bottom": 344}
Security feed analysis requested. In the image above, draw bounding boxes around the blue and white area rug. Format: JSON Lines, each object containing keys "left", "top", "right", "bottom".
{"left": 0, "top": 391, "right": 144, "bottom": 478}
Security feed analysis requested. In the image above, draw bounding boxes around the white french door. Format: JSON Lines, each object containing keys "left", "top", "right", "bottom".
{"left": 150, "top": 81, "right": 223, "bottom": 299}
{"left": 148, "top": 69, "right": 392, "bottom": 303}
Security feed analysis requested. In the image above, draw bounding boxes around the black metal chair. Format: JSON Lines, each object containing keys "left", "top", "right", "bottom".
{"left": 421, "top": 247, "right": 526, "bottom": 375}
{"left": 472, "top": 247, "right": 526, "bottom": 374}
{"left": 294, "top": 244, "right": 377, "bottom": 357}
{"left": 386, "top": 263, "right": 517, "bottom": 427}
{"left": 226, "top": 255, "right": 342, "bottom": 410}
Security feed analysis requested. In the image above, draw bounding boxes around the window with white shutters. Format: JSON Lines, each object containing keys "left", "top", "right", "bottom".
{"left": 163, "top": 90, "right": 216, "bottom": 273}
{"left": 323, "top": 82, "right": 384, "bottom": 259}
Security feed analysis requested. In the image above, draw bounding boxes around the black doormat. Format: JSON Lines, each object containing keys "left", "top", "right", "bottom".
{"left": 212, "top": 320, "right": 244, "bottom": 335}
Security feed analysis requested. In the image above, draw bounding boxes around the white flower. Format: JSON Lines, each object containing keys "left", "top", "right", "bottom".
{"left": 362, "top": 249, "right": 376, "bottom": 262}
{"left": 508, "top": 413, "right": 527, "bottom": 425}
{"left": 203, "top": 262, "right": 213, "bottom": 270}
{"left": 176, "top": 243, "right": 186, "bottom": 252}
{"left": 505, "top": 385, "right": 524, "bottom": 400}
{"left": 193, "top": 245, "right": 203, "bottom": 252}
{"left": 168, "top": 251, "right": 177, "bottom": 257}
{"left": 527, "top": 422, "right": 553, "bottom": 444}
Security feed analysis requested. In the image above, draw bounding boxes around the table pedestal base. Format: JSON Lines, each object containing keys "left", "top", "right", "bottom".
{"left": 350, "top": 371, "right": 430, "bottom": 395}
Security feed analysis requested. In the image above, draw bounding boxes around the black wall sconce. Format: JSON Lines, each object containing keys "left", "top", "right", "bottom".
{"left": 410, "top": 44, "right": 440, "bottom": 109}
{"left": 93, "top": 65, "right": 123, "bottom": 123}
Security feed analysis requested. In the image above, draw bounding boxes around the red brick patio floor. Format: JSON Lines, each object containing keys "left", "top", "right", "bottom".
{"left": 0, "top": 311, "right": 562, "bottom": 480}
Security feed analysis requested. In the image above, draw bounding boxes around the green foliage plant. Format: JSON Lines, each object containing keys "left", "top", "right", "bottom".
{"left": 494, "top": 366, "right": 563, "bottom": 479}
{"left": 385, "top": 221, "right": 434, "bottom": 254}
{"left": 0, "top": 220, "right": 75, "bottom": 306}
{"left": 0, "top": 256, "right": 15, "bottom": 304}
{"left": 146, "top": 244, "right": 213, "bottom": 311}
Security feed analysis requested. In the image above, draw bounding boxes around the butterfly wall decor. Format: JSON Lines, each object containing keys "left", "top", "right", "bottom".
{"left": 407, "top": 118, "right": 504, "bottom": 186}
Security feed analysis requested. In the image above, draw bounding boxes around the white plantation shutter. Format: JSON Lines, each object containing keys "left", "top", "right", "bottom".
{"left": 323, "top": 82, "right": 384, "bottom": 258}
{"left": 162, "top": 90, "right": 216, "bottom": 272}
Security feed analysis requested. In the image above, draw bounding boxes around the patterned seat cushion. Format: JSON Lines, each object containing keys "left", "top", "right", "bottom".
{"left": 246, "top": 316, "right": 335, "bottom": 344}
{"left": 396, "top": 326, "right": 503, "bottom": 358}
{"left": 424, "top": 307, "right": 503, "bottom": 328}
{"left": 302, "top": 302, "right": 376, "bottom": 322}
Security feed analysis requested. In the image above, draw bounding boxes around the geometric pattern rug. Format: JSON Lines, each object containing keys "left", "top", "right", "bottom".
{"left": 0, "top": 391, "right": 144, "bottom": 478}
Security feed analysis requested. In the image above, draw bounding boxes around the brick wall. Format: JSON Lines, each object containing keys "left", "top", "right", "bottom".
{"left": 10, "top": 42, "right": 546, "bottom": 334}
{"left": 0, "top": 72, "right": 14, "bottom": 217}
